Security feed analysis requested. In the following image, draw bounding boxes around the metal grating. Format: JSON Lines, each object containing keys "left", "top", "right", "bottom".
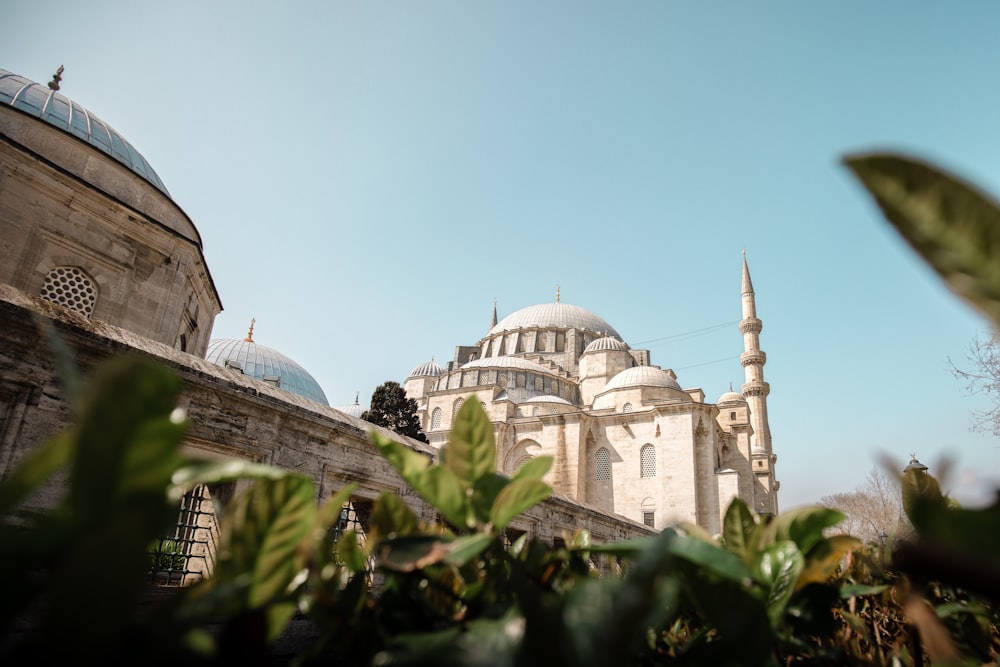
{"left": 640, "top": 444, "right": 656, "bottom": 478}
{"left": 595, "top": 448, "right": 611, "bottom": 481}
{"left": 148, "top": 484, "right": 218, "bottom": 586}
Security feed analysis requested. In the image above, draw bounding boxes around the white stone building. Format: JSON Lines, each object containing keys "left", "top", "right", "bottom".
{"left": 405, "top": 269, "right": 779, "bottom": 534}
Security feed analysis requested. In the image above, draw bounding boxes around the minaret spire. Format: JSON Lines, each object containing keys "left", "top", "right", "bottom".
{"left": 489, "top": 298, "right": 497, "bottom": 330}
{"left": 738, "top": 253, "right": 777, "bottom": 514}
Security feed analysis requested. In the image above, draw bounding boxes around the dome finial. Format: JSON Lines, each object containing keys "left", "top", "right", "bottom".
{"left": 490, "top": 298, "right": 498, "bottom": 329}
{"left": 354, "top": 391, "right": 359, "bottom": 405}
{"left": 47, "top": 65, "right": 64, "bottom": 92}
{"left": 245, "top": 317, "right": 256, "bottom": 342}
{"left": 555, "top": 284, "right": 561, "bottom": 303}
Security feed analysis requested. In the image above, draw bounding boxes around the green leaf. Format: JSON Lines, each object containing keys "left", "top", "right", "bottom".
{"left": 169, "top": 459, "right": 290, "bottom": 501}
{"left": 511, "top": 455, "right": 553, "bottom": 482}
{"left": 444, "top": 397, "right": 495, "bottom": 488}
{"left": 798, "top": 534, "right": 861, "bottom": 590}
{"left": 722, "top": 498, "right": 757, "bottom": 563}
{"left": 0, "top": 430, "right": 74, "bottom": 514}
{"left": 372, "top": 432, "right": 469, "bottom": 528}
{"left": 442, "top": 533, "right": 495, "bottom": 567}
{"left": 378, "top": 535, "right": 452, "bottom": 572}
{"left": 470, "top": 473, "right": 511, "bottom": 523}
{"left": 489, "top": 478, "right": 551, "bottom": 529}
{"left": 771, "top": 505, "right": 844, "bottom": 555}
{"left": 70, "top": 357, "right": 183, "bottom": 522}
{"left": 753, "top": 541, "right": 804, "bottom": 627}
{"left": 840, "top": 583, "right": 889, "bottom": 598}
{"left": 335, "top": 528, "right": 368, "bottom": 573}
{"left": 843, "top": 152, "right": 1000, "bottom": 326}
{"left": 667, "top": 532, "right": 755, "bottom": 584}
{"left": 218, "top": 474, "right": 316, "bottom": 608}
{"left": 371, "top": 491, "right": 421, "bottom": 538}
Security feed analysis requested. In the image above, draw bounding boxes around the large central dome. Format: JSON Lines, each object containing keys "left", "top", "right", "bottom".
{"left": 489, "top": 302, "right": 621, "bottom": 338}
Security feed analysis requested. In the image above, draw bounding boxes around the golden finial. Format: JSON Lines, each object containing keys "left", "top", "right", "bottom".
{"left": 48, "top": 65, "right": 64, "bottom": 92}
{"left": 244, "top": 317, "right": 255, "bottom": 342}
{"left": 555, "top": 284, "right": 561, "bottom": 303}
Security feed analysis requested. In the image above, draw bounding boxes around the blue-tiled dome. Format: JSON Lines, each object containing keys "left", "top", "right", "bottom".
{"left": 206, "top": 338, "right": 329, "bottom": 405}
{"left": 0, "top": 68, "right": 170, "bottom": 196}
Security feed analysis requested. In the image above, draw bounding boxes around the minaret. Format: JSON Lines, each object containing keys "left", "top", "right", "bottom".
{"left": 739, "top": 253, "right": 777, "bottom": 514}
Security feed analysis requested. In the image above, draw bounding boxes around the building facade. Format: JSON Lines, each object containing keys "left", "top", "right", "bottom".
{"left": 404, "top": 268, "right": 779, "bottom": 534}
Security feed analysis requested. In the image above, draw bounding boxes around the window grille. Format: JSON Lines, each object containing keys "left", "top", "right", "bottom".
{"left": 623, "top": 403, "right": 633, "bottom": 414}
{"left": 40, "top": 266, "right": 97, "bottom": 318}
{"left": 148, "top": 484, "right": 218, "bottom": 586}
{"left": 643, "top": 511, "right": 655, "bottom": 528}
{"left": 453, "top": 397, "right": 465, "bottom": 420}
{"left": 640, "top": 444, "right": 656, "bottom": 478}
{"left": 431, "top": 408, "right": 442, "bottom": 430}
{"left": 330, "top": 499, "right": 377, "bottom": 580}
{"left": 595, "top": 448, "right": 611, "bottom": 481}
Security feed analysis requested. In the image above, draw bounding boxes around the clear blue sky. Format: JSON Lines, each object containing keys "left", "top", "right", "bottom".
{"left": 5, "top": 1, "right": 1000, "bottom": 509}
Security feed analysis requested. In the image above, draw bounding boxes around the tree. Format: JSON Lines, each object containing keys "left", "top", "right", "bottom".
{"left": 361, "top": 380, "right": 427, "bottom": 443}
{"left": 951, "top": 334, "right": 1000, "bottom": 437}
{"left": 821, "top": 466, "right": 909, "bottom": 544}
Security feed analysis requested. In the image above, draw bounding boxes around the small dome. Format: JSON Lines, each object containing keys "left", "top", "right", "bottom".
{"left": 490, "top": 302, "right": 621, "bottom": 338}
{"left": 603, "top": 366, "right": 681, "bottom": 392}
{"left": 584, "top": 337, "right": 630, "bottom": 353}
{"left": 0, "top": 69, "right": 170, "bottom": 196}
{"left": 408, "top": 360, "right": 446, "bottom": 378}
{"left": 525, "top": 395, "right": 572, "bottom": 405}
{"left": 335, "top": 393, "right": 366, "bottom": 418}
{"left": 206, "top": 338, "right": 329, "bottom": 405}
{"left": 717, "top": 391, "right": 747, "bottom": 405}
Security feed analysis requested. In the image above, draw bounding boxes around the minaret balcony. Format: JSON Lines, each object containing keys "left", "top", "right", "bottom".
{"left": 740, "top": 350, "right": 766, "bottom": 367}
{"left": 739, "top": 318, "right": 762, "bottom": 334}
{"left": 741, "top": 380, "right": 770, "bottom": 397}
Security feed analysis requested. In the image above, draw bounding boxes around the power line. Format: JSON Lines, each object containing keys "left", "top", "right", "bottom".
{"left": 632, "top": 321, "right": 738, "bottom": 347}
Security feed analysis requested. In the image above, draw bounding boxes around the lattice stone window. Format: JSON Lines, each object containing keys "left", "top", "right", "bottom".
{"left": 640, "top": 444, "right": 656, "bottom": 478}
{"left": 515, "top": 372, "right": 525, "bottom": 388}
{"left": 595, "top": 447, "right": 611, "bottom": 481}
{"left": 431, "top": 408, "right": 442, "bottom": 430}
{"left": 40, "top": 266, "right": 98, "bottom": 318}
{"left": 453, "top": 397, "right": 465, "bottom": 420}
{"left": 478, "top": 371, "right": 492, "bottom": 385}
{"left": 623, "top": 402, "right": 633, "bottom": 414}
{"left": 498, "top": 371, "right": 508, "bottom": 388}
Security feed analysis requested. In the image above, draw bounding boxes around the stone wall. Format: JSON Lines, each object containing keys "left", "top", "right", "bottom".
{"left": 0, "top": 284, "right": 654, "bottom": 549}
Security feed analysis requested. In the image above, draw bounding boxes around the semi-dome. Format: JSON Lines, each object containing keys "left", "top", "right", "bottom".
{"left": 717, "top": 391, "right": 747, "bottom": 405}
{"left": 206, "top": 338, "right": 329, "bottom": 405}
{"left": 490, "top": 302, "right": 621, "bottom": 339}
{"left": 583, "top": 336, "right": 630, "bottom": 353}
{"left": 460, "top": 356, "right": 552, "bottom": 374}
{"left": 0, "top": 69, "right": 170, "bottom": 196}
{"left": 602, "top": 366, "right": 681, "bottom": 392}
{"left": 525, "top": 395, "right": 572, "bottom": 405}
{"left": 408, "top": 359, "right": 446, "bottom": 378}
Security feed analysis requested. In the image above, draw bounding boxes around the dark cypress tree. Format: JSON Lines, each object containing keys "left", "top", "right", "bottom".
{"left": 361, "top": 381, "right": 428, "bottom": 443}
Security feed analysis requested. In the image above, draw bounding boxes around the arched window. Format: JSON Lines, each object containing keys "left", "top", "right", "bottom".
{"left": 40, "top": 266, "right": 98, "bottom": 318}
{"left": 595, "top": 447, "right": 611, "bottom": 481}
{"left": 640, "top": 444, "right": 656, "bottom": 478}
{"left": 622, "top": 402, "right": 633, "bottom": 414}
{"left": 431, "top": 408, "right": 442, "bottom": 430}
{"left": 452, "top": 397, "right": 465, "bottom": 421}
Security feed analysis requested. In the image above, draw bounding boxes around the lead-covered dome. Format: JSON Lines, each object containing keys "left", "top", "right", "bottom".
{"left": 206, "top": 338, "right": 329, "bottom": 405}
{"left": 602, "top": 366, "right": 681, "bottom": 392}
{"left": 408, "top": 360, "right": 446, "bottom": 378}
{"left": 717, "top": 391, "right": 747, "bottom": 405}
{"left": 0, "top": 69, "right": 170, "bottom": 196}
{"left": 584, "top": 336, "right": 630, "bottom": 353}
{"left": 490, "top": 302, "right": 621, "bottom": 338}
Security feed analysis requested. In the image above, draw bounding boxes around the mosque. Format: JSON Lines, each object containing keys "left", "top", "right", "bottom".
{"left": 0, "top": 66, "right": 777, "bottom": 538}
{"left": 403, "top": 270, "right": 779, "bottom": 529}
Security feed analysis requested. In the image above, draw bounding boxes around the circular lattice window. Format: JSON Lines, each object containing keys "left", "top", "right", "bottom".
{"left": 40, "top": 266, "right": 97, "bottom": 318}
